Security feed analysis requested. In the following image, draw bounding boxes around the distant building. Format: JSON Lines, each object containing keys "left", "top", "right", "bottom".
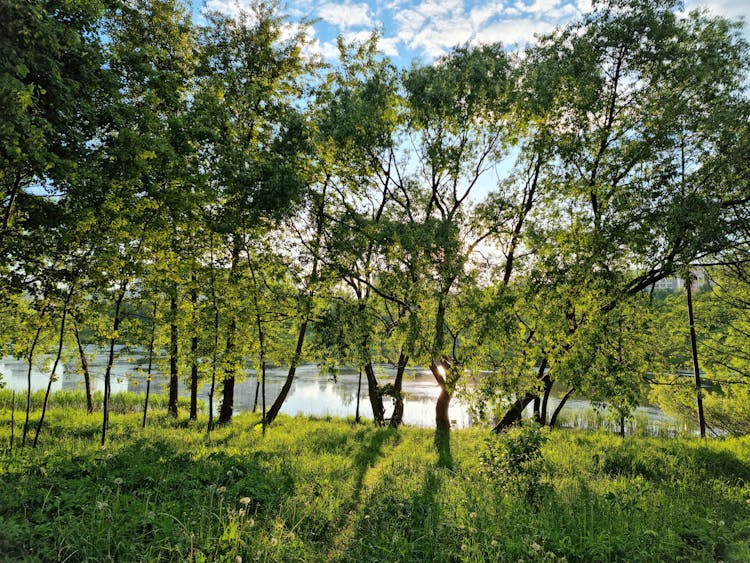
{"left": 650, "top": 267, "right": 711, "bottom": 293}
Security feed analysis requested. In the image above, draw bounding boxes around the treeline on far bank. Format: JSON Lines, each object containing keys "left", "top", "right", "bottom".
{"left": 2, "top": 0, "right": 750, "bottom": 448}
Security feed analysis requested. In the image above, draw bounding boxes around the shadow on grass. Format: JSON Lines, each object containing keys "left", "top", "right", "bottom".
{"left": 334, "top": 429, "right": 454, "bottom": 562}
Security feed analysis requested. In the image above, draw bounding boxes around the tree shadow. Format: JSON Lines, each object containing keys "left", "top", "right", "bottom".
{"left": 434, "top": 428, "right": 453, "bottom": 470}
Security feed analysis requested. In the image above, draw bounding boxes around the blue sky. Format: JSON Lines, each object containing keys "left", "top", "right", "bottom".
{"left": 197, "top": 0, "right": 748, "bottom": 65}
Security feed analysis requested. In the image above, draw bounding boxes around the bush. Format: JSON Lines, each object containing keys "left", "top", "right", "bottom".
{"left": 481, "top": 422, "right": 549, "bottom": 506}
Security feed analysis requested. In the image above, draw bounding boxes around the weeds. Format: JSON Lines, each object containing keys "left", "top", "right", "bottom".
{"left": 1, "top": 406, "right": 749, "bottom": 561}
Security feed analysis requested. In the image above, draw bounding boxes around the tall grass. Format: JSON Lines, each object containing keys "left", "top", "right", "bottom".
{"left": 1, "top": 405, "right": 749, "bottom": 561}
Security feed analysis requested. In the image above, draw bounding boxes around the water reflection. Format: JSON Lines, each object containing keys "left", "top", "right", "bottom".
{"left": 1, "top": 350, "right": 677, "bottom": 431}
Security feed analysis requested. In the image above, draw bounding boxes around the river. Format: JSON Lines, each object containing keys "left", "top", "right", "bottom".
{"left": 0, "top": 348, "right": 679, "bottom": 433}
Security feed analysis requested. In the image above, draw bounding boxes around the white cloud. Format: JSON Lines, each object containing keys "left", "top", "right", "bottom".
{"left": 318, "top": 1, "right": 373, "bottom": 30}
{"left": 473, "top": 17, "right": 556, "bottom": 47}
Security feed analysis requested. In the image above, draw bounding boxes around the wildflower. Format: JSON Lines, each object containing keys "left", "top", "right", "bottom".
{"left": 469, "top": 511, "right": 477, "bottom": 519}
{"left": 114, "top": 478, "right": 124, "bottom": 486}
{"left": 270, "top": 537, "right": 279, "bottom": 547}
{"left": 234, "top": 556, "right": 242, "bottom": 563}
{"left": 248, "top": 518, "right": 255, "bottom": 528}
{"left": 288, "top": 532, "right": 295, "bottom": 541}
{"left": 491, "top": 540, "right": 498, "bottom": 547}
{"left": 461, "top": 544, "right": 468, "bottom": 552}
{"left": 531, "top": 542, "right": 542, "bottom": 552}
{"left": 239, "top": 497, "right": 251, "bottom": 506}
{"left": 238, "top": 509, "right": 246, "bottom": 517}
{"left": 216, "top": 486, "right": 226, "bottom": 496}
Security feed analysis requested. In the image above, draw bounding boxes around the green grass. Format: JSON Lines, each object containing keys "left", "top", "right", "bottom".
{"left": 1, "top": 400, "right": 749, "bottom": 562}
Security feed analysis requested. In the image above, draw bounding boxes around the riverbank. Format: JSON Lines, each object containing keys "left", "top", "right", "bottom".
{"left": 1, "top": 405, "right": 749, "bottom": 561}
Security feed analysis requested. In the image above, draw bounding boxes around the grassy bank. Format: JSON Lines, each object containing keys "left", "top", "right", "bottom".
{"left": 1, "top": 404, "right": 749, "bottom": 562}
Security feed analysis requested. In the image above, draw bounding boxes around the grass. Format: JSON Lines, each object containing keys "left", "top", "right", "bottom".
{"left": 1, "top": 397, "right": 749, "bottom": 562}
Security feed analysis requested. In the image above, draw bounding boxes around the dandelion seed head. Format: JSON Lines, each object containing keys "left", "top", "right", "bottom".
{"left": 239, "top": 497, "right": 251, "bottom": 505}
{"left": 216, "top": 486, "right": 226, "bottom": 496}
{"left": 114, "top": 478, "right": 124, "bottom": 486}
{"left": 270, "top": 537, "right": 279, "bottom": 546}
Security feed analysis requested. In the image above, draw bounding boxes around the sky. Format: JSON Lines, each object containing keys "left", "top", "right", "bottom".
{"left": 197, "top": 0, "right": 749, "bottom": 66}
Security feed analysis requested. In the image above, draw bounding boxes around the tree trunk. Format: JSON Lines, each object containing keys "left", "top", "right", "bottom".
{"left": 365, "top": 362, "right": 385, "bottom": 426}
{"left": 34, "top": 292, "right": 72, "bottom": 448}
{"left": 355, "top": 369, "right": 362, "bottom": 424}
{"left": 73, "top": 321, "right": 94, "bottom": 414}
{"left": 265, "top": 319, "right": 307, "bottom": 425}
{"left": 540, "top": 372, "right": 552, "bottom": 426}
{"left": 686, "top": 274, "right": 707, "bottom": 438}
{"left": 142, "top": 301, "right": 157, "bottom": 429}
{"left": 167, "top": 292, "right": 179, "bottom": 419}
{"left": 101, "top": 283, "right": 127, "bottom": 446}
{"left": 430, "top": 362, "right": 452, "bottom": 432}
{"left": 493, "top": 359, "right": 549, "bottom": 433}
{"left": 549, "top": 387, "right": 576, "bottom": 428}
{"left": 22, "top": 326, "right": 43, "bottom": 447}
{"left": 533, "top": 395, "right": 541, "bottom": 423}
{"left": 492, "top": 393, "right": 536, "bottom": 433}
{"left": 189, "top": 287, "right": 199, "bottom": 421}
{"left": 253, "top": 379, "right": 260, "bottom": 413}
{"left": 9, "top": 390, "right": 15, "bottom": 453}
{"left": 389, "top": 350, "right": 407, "bottom": 428}
{"left": 189, "top": 336, "right": 198, "bottom": 420}
{"left": 436, "top": 387, "right": 451, "bottom": 431}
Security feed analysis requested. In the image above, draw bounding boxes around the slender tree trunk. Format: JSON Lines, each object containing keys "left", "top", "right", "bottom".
{"left": 355, "top": 369, "right": 362, "bottom": 423}
{"left": 73, "top": 321, "right": 93, "bottom": 414}
{"left": 208, "top": 305, "right": 218, "bottom": 433}
{"left": 101, "top": 283, "right": 128, "bottom": 446}
{"left": 389, "top": 350, "right": 407, "bottom": 428}
{"left": 261, "top": 361, "right": 267, "bottom": 435}
{"left": 168, "top": 291, "right": 179, "bottom": 418}
{"left": 686, "top": 274, "right": 707, "bottom": 438}
{"left": 190, "top": 289, "right": 199, "bottom": 421}
{"left": 34, "top": 291, "right": 72, "bottom": 447}
{"left": 218, "top": 321, "right": 236, "bottom": 424}
{"left": 22, "top": 326, "right": 43, "bottom": 447}
{"left": 142, "top": 301, "right": 157, "bottom": 429}
{"left": 619, "top": 413, "right": 626, "bottom": 438}
{"left": 265, "top": 319, "right": 307, "bottom": 425}
{"left": 265, "top": 183, "right": 326, "bottom": 426}
{"left": 10, "top": 390, "right": 15, "bottom": 453}
{"left": 549, "top": 387, "right": 576, "bottom": 428}
{"left": 540, "top": 370, "right": 552, "bottom": 426}
{"left": 253, "top": 379, "right": 260, "bottom": 413}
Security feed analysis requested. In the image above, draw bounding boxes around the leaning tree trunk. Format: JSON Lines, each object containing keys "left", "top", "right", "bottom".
{"left": 34, "top": 290, "right": 73, "bottom": 447}
{"left": 73, "top": 320, "right": 93, "bottom": 414}
{"left": 389, "top": 350, "right": 408, "bottom": 428}
{"left": 264, "top": 319, "right": 307, "bottom": 425}
{"left": 548, "top": 387, "right": 576, "bottom": 428}
{"left": 365, "top": 362, "right": 386, "bottom": 426}
{"left": 21, "top": 326, "right": 43, "bottom": 447}
{"left": 492, "top": 359, "right": 549, "bottom": 433}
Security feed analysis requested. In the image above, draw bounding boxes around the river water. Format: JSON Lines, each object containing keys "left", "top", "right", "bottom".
{"left": 0, "top": 349, "right": 678, "bottom": 432}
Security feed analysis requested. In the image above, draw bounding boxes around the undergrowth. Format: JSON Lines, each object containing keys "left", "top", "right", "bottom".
{"left": 1, "top": 403, "right": 749, "bottom": 562}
